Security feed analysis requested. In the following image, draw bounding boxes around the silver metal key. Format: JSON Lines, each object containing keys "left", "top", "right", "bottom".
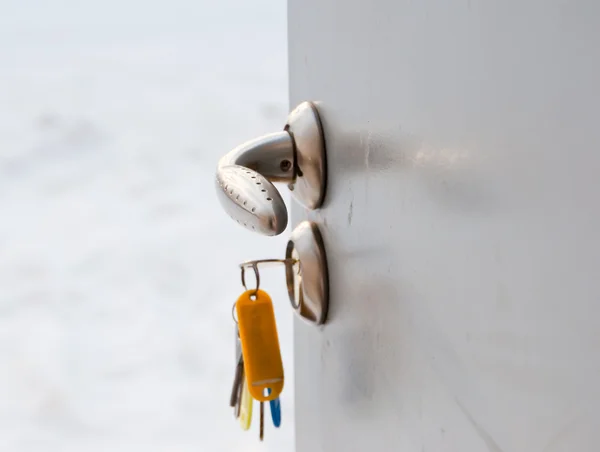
{"left": 230, "top": 325, "right": 244, "bottom": 413}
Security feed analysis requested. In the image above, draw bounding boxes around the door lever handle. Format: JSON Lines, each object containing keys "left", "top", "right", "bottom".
{"left": 215, "top": 101, "right": 327, "bottom": 236}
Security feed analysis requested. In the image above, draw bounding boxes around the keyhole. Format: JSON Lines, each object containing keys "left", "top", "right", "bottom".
{"left": 280, "top": 159, "right": 292, "bottom": 172}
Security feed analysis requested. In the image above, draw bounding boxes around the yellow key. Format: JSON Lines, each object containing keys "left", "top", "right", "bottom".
{"left": 239, "top": 378, "right": 253, "bottom": 431}
{"left": 236, "top": 289, "right": 284, "bottom": 402}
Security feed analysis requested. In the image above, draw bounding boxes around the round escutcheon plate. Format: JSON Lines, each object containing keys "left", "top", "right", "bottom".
{"left": 285, "top": 221, "right": 329, "bottom": 326}
{"left": 285, "top": 102, "right": 327, "bottom": 210}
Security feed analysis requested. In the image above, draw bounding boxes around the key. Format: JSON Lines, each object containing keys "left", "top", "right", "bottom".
{"left": 239, "top": 377, "right": 253, "bottom": 431}
{"left": 269, "top": 396, "right": 281, "bottom": 428}
{"left": 234, "top": 364, "right": 244, "bottom": 419}
{"left": 235, "top": 323, "right": 242, "bottom": 361}
{"left": 229, "top": 354, "right": 244, "bottom": 408}
{"left": 229, "top": 327, "right": 244, "bottom": 408}
{"left": 259, "top": 401, "right": 264, "bottom": 441}
{"left": 236, "top": 289, "right": 284, "bottom": 402}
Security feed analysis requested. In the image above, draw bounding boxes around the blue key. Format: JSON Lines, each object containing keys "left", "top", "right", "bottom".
{"left": 267, "top": 389, "right": 281, "bottom": 428}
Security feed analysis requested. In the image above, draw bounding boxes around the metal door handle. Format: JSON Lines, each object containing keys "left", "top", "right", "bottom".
{"left": 215, "top": 102, "right": 327, "bottom": 236}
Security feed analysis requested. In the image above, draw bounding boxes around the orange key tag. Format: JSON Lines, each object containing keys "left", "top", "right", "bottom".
{"left": 236, "top": 289, "right": 284, "bottom": 402}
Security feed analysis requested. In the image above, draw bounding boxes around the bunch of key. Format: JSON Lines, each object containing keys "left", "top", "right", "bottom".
{"left": 229, "top": 288, "right": 283, "bottom": 441}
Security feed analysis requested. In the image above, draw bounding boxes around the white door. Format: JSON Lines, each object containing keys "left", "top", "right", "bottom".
{"left": 289, "top": 2, "right": 600, "bottom": 451}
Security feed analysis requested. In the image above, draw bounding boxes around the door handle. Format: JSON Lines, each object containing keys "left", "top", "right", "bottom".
{"left": 215, "top": 101, "right": 327, "bottom": 236}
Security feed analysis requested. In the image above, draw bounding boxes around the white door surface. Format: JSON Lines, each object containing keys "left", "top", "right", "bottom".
{"left": 288, "top": 2, "right": 600, "bottom": 451}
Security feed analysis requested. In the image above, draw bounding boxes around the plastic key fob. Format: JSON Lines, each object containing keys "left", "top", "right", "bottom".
{"left": 236, "top": 289, "right": 284, "bottom": 402}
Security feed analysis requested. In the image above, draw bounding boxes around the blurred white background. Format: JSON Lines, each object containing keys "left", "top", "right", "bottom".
{"left": 0, "top": 1, "right": 293, "bottom": 451}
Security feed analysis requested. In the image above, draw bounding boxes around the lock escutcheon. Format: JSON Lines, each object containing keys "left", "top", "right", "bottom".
{"left": 238, "top": 221, "right": 329, "bottom": 326}
{"left": 285, "top": 221, "right": 329, "bottom": 326}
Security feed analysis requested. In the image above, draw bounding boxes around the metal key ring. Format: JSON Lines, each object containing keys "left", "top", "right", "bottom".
{"left": 239, "top": 258, "right": 297, "bottom": 297}
{"left": 231, "top": 302, "right": 238, "bottom": 324}
{"left": 239, "top": 258, "right": 297, "bottom": 269}
{"left": 240, "top": 263, "right": 261, "bottom": 297}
